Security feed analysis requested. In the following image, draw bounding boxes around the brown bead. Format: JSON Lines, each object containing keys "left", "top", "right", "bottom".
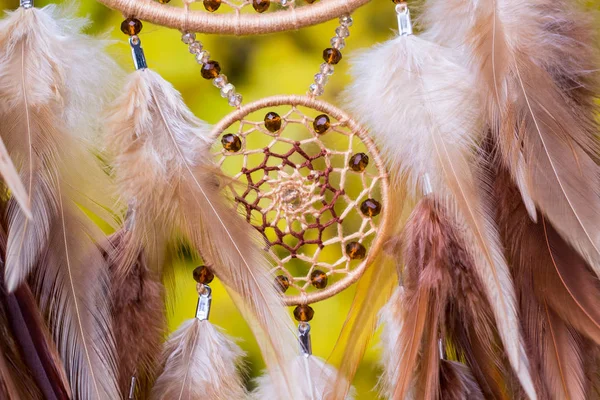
{"left": 349, "top": 153, "right": 369, "bottom": 172}
{"left": 158, "top": 0, "right": 171, "bottom": 3}
{"left": 360, "top": 199, "right": 382, "bottom": 217}
{"left": 203, "top": 0, "right": 221, "bottom": 12}
{"left": 120, "top": 18, "right": 143, "bottom": 36}
{"left": 193, "top": 265, "right": 214, "bottom": 284}
{"left": 294, "top": 304, "right": 314, "bottom": 322}
{"left": 201, "top": 61, "right": 221, "bottom": 79}
{"left": 252, "top": 0, "right": 270, "bottom": 13}
{"left": 275, "top": 275, "right": 290, "bottom": 293}
{"left": 323, "top": 48, "right": 342, "bottom": 65}
{"left": 313, "top": 114, "right": 331, "bottom": 134}
{"left": 221, "top": 134, "right": 242, "bottom": 152}
{"left": 392, "top": 0, "right": 405, "bottom": 3}
{"left": 346, "top": 242, "right": 366, "bottom": 260}
{"left": 310, "top": 270, "right": 328, "bottom": 289}
{"left": 264, "top": 112, "right": 282, "bottom": 132}
{"left": 305, "top": 0, "right": 317, "bottom": 3}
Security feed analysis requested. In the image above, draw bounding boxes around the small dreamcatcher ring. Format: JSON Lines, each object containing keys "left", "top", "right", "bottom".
{"left": 97, "top": 0, "right": 369, "bottom": 35}
{"left": 211, "top": 95, "right": 391, "bottom": 306}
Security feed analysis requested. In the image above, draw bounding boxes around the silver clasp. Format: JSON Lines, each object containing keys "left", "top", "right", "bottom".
{"left": 129, "top": 36, "right": 148, "bottom": 70}
{"left": 396, "top": 3, "right": 413, "bottom": 36}
{"left": 195, "top": 285, "right": 212, "bottom": 321}
{"left": 298, "top": 322, "right": 312, "bottom": 357}
{"left": 20, "top": 0, "right": 33, "bottom": 8}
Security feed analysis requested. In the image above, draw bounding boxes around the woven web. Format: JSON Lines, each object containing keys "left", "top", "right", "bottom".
{"left": 184, "top": 0, "right": 306, "bottom": 15}
{"left": 214, "top": 104, "right": 385, "bottom": 300}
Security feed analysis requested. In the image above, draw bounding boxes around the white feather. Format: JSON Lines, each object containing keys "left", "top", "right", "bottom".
{"left": 251, "top": 355, "right": 356, "bottom": 400}
{"left": 151, "top": 319, "right": 246, "bottom": 400}
{"left": 345, "top": 34, "right": 536, "bottom": 399}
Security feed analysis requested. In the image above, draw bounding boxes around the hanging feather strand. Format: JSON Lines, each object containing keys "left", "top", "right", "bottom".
{"left": 106, "top": 67, "right": 298, "bottom": 398}
{"left": 345, "top": 18, "right": 535, "bottom": 397}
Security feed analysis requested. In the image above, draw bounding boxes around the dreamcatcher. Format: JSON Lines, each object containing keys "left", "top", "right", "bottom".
{"left": 0, "top": 0, "right": 599, "bottom": 399}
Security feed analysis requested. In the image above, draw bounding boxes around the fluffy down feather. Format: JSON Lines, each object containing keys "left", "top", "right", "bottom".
{"left": 251, "top": 356, "right": 355, "bottom": 400}
{"left": 106, "top": 69, "right": 298, "bottom": 398}
{"left": 151, "top": 319, "right": 246, "bottom": 400}
{"left": 346, "top": 34, "right": 534, "bottom": 399}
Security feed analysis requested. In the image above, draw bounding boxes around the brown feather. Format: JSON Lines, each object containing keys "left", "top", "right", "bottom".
{"left": 106, "top": 229, "right": 165, "bottom": 399}
{"left": 491, "top": 155, "right": 595, "bottom": 399}
{"left": 440, "top": 360, "right": 485, "bottom": 400}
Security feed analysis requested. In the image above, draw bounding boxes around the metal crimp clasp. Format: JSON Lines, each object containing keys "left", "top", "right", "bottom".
{"left": 396, "top": 3, "right": 413, "bottom": 36}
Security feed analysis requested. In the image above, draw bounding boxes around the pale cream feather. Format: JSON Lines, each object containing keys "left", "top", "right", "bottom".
{"left": 252, "top": 356, "right": 356, "bottom": 400}
{"left": 106, "top": 69, "right": 299, "bottom": 398}
{"left": 423, "top": 0, "right": 600, "bottom": 275}
{"left": 346, "top": 35, "right": 536, "bottom": 399}
{"left": 0, "top": 4, "right": 119, "bottom": 291}
{"left": 151, "top": 319, "right": 246, "bottom": 400}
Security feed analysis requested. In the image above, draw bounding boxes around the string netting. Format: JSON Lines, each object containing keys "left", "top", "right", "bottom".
{"left": 213, "top": 99, "right": 387, "bottom": 305}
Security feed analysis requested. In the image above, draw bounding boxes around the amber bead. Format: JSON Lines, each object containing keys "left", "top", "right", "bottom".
{"left": 201, "top": 61, "right": 221, "bottom": 80}
{"left": 323, "top": 48, "right": 342, "bottom": 65}
{"left": 313, "top": 114, "right": 331, "bottom": 134}
{"left": 264, "top": 112, "right": 282, "bottom": 132}
{"left": 120, "top": 18, "right": 143, "bottom": 36}
{"left": 193, "top": 265, "right": 214, "bottom": 284}
{"left": 221, "top": 134, "right": 242, "bottom": 152}
{"left": 294, "top": 304, "right": 314, "bottom": 322}
{"left": 310, "top": 270, "right": 328, "bottom": 289}
{"left": 275, "top": 275, "right": 290, "bottom": 293}
{"left": 349, "top": 153, "right": 369, "bottom": 172}
{"left": 203, "top": 0, "right": 221, "bottom": 12}
{"left": 392, "top": 0, "right": 405, "bottom": 3}
{"left": 158, "top": 0, "right": 171, "bottom": 3}
{"left": 346, "top": 242, "right": 366, "bottom": 260}
{"left": 360, "top": 199, "right": 381, "bottom": 217}
{"left": 305, "top": 0, "right": 317, "bottom": 3}
{"left": 253, "top": 0, "right": 270, "bottom": 13}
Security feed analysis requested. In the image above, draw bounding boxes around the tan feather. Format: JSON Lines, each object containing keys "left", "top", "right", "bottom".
{"left": 0, "top": 4, "right": 118, "bottom": 292}
{"left": 106, "top": 68, "right": 298, "bottom": 398}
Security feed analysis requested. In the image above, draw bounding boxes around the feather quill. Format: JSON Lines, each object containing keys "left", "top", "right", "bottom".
{"left": 151, "top": 318, "right": 246, "bottom": 400}
{"left": 345, "top": 30, "right": 534, "bottom": 397}
{"left": 106, "top": 68, "right": 298, "bottom": 398}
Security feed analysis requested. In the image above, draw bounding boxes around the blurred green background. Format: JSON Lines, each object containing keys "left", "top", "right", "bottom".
{"left": 1, "top": 0, "right": 598, "bottom": 398}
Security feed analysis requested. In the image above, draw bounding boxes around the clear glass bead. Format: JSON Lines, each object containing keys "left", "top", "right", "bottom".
{"left": 213, "top": 74, "right": 228, "bottom": 88}
{"left": 309, "top": 84, "right": 324, "bottom": 96}
{"left": 335, "top": 26, "right": 350, "bottom": 38}
{"left": 339, "top": 15, "right": 353, "bottom": 27}
{"left": 189, "top": 41, "right": 203, "bottom": 54}
{"left": 196, "top": 50, "right": 210, "bottom": 64}
{"left": 181, "top": 32, "right": 196, "bottom": 44}
{"left": 220, "top": 83, "right": 235, "bottom": 98}
{"left": 330, "top": 37, "right": 345, "bottom": 50}
{"left": 228, "top": 93, "right": 243, "bottom": 107}
{"left": 314, "top": 73, "right": 328, "bottom": 85}
{"left": 320, "top": 63, "right": 334, "bottom": 76}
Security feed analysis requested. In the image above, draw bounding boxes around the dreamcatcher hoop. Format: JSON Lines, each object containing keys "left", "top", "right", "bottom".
{"left": 211, "top": 95, "right": 391, "bottom": 306}
{"left": 97, "top": 0, "right": 370, "bottom": 35}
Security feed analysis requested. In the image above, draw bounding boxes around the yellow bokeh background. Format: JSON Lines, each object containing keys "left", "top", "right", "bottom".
{"left": 1, "top": 0, "right": 598, "bottom": 398}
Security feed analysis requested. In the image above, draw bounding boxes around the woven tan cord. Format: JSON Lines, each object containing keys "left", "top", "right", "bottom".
{"left": 211, "top": 95, "right": 391, "bottom": 306}
{"left": 97, "top": 0, "right": 371, "bottom": 35}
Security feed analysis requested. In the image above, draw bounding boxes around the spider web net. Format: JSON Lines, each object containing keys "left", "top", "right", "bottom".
{"left": 213, "top": 104, "right": 385, "bottom": 301}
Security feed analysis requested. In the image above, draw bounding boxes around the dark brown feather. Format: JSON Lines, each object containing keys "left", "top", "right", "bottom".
{"left": 107, "top": 229, "right": 166, "bottom": 398}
